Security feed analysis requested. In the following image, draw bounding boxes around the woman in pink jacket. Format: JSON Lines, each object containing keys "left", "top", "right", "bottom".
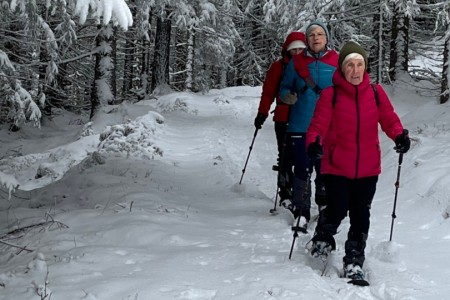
{"left": 305, "top": 41, "right": 410, "bottom": 282}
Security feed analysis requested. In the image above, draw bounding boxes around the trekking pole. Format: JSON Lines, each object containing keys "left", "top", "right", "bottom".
{"left": 239, "top": 128, "right": 258, "bottom": 184}
{"left": 269, "top": 187, "right": 280, "bottom": 214}
{"left": 289, "top": 211, "right": 302, "bottom": 259}
{"left": 389, "top": 151, "right": 404, "bottom": 242}
{"left": 289, "top": 165, "right": 314, "bottom": 259}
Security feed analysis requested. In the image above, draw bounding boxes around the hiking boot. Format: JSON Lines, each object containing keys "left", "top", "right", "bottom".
{"left": 315, "top": 193, "right": 327, "bottom": 206}
{"left": 310, "top": 241, "right": 332, "bottom": 260}
{"left": 280, "top": 198, "right": 294, "bottom": 212}
{"left": 314, "top": 179, "right": 327, "bottom": 206}
{"left": 278, "top": 186, "right": 292, "bottom": 201}
{"left": 344, "top": 263, "right": 365, "bottom": 281}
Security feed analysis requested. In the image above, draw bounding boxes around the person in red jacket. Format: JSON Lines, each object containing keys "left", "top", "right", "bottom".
{"left": 254, "top": 31, "right": 307, "bottom": 200}
{"left": 305, "top": 41, "right": 411, "bottom": 281}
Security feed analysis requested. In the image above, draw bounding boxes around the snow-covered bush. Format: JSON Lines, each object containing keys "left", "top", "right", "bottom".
{"left": 98, "top": 113, "right": 164, "bottom": 160}
{"left": 81, "top": 121, "right": 94, "bottom": 137}
{"left": 0, "top": 170, "right": 19, "bottom": 199}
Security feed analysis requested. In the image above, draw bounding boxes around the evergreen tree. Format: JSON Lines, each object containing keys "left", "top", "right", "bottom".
{"left": 436, "top": 0, "right": 450, "bottom": 104}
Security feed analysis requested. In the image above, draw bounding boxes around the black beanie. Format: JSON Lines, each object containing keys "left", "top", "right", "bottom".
{"left": 338, "top": 41, "right": 368, "bottom": 70}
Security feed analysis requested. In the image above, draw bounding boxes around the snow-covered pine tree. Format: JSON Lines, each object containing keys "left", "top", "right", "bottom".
{"left": 90, "top": 24, "right": 114, "bottom": 119}
{"left": 436, "top": 0, "right": 450, "bottom": 104}
{"left": 389, "top": 0, "right": 420, "bottom": 82}
{"left": 231, "top": 0, "right": 272, "bottom": 87}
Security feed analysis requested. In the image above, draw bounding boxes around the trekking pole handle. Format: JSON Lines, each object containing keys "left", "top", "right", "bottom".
{"left": 398, "top": 149, "right": 404, "bottom": 166}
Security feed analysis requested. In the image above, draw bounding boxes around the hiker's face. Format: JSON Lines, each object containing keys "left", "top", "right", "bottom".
{"left": 289, "top": 48, "right": 304, "bottom": 56}
{"left": 343, "top": 58, "right": 365, "bottom": 85}
{"left": 307, "top": 27, "right": 327, "bottom": 53}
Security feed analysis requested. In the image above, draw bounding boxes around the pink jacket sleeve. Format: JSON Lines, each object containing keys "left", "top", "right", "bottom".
{"left": 306, "top": 86, "right": 334, "bottom": 148}
{"left": 374, "top": 84, "right": 404, "bottom": 141}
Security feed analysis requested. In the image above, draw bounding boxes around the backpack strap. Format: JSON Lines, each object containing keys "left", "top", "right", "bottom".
{"left": 332, "top": 83, "right": 380, "bottom": 108}
{"left": 275, "top": 58, "right": 288, "bottom": 105}
{"left": 370, "top": 83, "right": 379, "bottom": 107}
{"left": 294, "top": 55, "right": 322, "bottom": 94}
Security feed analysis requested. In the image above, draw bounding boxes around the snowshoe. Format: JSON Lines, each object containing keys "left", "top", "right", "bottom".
{"left": 280, "top": 198, "right": 294, "bottom": 210}
{"left": 344, "top": 264, "right": 370, "bottom": 286}
{"left": 310, "top": 241, "right": 332, "bottom": 261}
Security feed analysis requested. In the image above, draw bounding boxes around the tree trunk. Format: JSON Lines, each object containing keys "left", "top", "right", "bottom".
{"left": 369, "top": 2, "right": 382, "bottom": 83}
{"left": 90, "top": 26, "right": 102, "bottom": 119}
{"left": 400, "top": 16, "right": 409, "bottom": 72}
{"left": 122, "top": 32, "right": 134, "bottom": 98}
{"left": 151, "top": 16, "right": 172, "bottom": 92}
{"left": 440, "top": 31, "right": 449, "bottom": 104}
{"left": 90, "top": 25, "right": 113, "bottom": 119}
{"left": 389, "top": 2, "right": 399, "bottom": 82}
{"left": 111, "top": 27, "right": 118, "bottom": 102}
{"left": 185, "top": 28, "right": 195, "bottom": 91}
{"left": 145, "top": 10, "right": 153, "bottom": 95}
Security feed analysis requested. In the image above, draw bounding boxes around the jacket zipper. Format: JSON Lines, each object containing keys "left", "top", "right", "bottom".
{"left": 355, "top": 86, "right": 360, "bottom": 179}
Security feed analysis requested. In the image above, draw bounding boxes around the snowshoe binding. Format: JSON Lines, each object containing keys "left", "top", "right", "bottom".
{"left": 310, "top": 241, "right": 332, "bottom": 261}
{"left": 344, "top": 264, "right": 370, "bottom": 286}
{"left": 291, "top": 216, "right": 308, "bottom": 233}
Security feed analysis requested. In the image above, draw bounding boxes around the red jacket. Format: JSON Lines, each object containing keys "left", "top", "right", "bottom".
{"left": 306, "top": 70, "right": 404, "bottom": 179}
{"left": 257, "top": 32, "right": 306, "bottom": 122}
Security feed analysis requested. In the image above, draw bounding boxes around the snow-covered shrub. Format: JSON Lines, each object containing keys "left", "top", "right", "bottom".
{"left": 81, "top": 121, "right": 94, "bottom": 137}
{"left": 98, "top": 113, "right": 164, "bottom": 160}
{"left": 79, "top": 151, "right": 106, "bottom": 172}
{"left": 0, "top": 170, "right": 19, "bottom": 199}
{"left": 35, "top": 164, "right": 57, "bottom": 179}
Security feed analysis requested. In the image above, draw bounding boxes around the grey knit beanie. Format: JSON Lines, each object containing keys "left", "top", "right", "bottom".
{"left": 305, "top": 20, "right": 330, "bottom": 48}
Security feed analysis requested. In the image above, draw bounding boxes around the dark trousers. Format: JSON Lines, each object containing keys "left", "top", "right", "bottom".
{"left": 275, "top": 122, "right": 293, "bottom": 199}
{"left": 274, "top": 121, "right": 288, "bottom": 165}
{"left": 289, "top": 133, "right": 325, "bottom": 209}
{"left": 289, "top": 133, "right": 322, "bottom": 182}
{"left": 314, "top": 174, "right": 378, "bottom": 267}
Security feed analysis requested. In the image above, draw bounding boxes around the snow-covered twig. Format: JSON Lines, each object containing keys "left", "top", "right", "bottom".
{"left": 0, "top": 239, "right": 33, "bottom": 253}
{"left": 1, "top": 220, "right": 69, "bottom": 239}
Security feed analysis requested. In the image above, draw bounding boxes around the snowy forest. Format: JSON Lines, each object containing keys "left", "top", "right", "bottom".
{"left": 1, "top": 0, "right": 450, "bottom": 131}
{"left": 3, "top": 1, "right": 450, "bottom": 299}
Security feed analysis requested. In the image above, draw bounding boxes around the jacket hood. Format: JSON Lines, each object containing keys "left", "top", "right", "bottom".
{"left": 281, "top": 31, "right": 307, "bottom": 58}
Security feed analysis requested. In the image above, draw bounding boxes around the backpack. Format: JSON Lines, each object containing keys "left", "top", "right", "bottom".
{"left": 332, "top": 83, "right": 379, "bottom": 108}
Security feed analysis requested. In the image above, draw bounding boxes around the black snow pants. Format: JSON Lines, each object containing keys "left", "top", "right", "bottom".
{"left": 313, "top": 174, "right": 378, "bottom": 267}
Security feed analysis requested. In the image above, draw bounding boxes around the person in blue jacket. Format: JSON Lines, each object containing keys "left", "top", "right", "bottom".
{"left": 279, "top": 20, "right": 339, "bottom": 231}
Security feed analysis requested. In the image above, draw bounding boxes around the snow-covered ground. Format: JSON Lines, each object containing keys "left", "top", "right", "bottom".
{"left": 1, "top": 78, "right": 450, "bottom": 299}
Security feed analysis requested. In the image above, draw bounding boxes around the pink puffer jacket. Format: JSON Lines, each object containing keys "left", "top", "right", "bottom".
{"left": 306, "top": 70, "right": 404, "bottom": 179}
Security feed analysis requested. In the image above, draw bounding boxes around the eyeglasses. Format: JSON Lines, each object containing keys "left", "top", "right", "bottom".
{"left": 308, "top": 33, "right": 326, "bottom": 38}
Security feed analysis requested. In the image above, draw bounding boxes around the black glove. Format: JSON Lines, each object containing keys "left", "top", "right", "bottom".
{"left": 307, "top": 137, "right": 323, "bottom": 160}
{"left": 254, "top": 112, "right": 267, "bottom": 129}
{"left": 282, "top": 92, "right": 297, "bottom": 105}
{"left": 394, "top": 129, "right": 410, "bottom": 154}
{"left": 312, "top": 85, "right": 322, "bottom": 94}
